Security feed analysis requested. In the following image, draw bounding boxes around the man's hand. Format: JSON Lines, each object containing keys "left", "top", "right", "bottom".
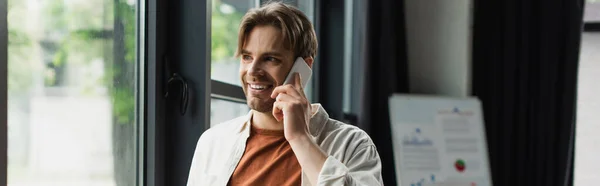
{"left": 270, "top": 72, "right": 311, "bottom": 141}
{"left": 271, "top": 72, "right": 327, "bottom": 185}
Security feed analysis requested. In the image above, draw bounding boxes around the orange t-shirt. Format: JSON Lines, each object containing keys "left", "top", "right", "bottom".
{"left": 227, "top": 125, "right": 302, "bottom": 186}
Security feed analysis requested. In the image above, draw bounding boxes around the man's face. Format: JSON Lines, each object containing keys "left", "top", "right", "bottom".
{"left": 239, "top": 25, "right": 295, "bottom": 113}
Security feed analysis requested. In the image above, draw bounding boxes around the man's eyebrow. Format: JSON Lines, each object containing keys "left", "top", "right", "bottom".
{"left": 240, "top": 49, "right": 284, "bottom": 57}
{"left": 261, "top": 52, "right": 284, "bottom": 57}
{"left": 240, "top": 49, "right": 252, "bottom": 54}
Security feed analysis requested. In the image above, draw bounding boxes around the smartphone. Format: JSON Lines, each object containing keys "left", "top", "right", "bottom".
{"left": 283, "top": 57, "right": 312, "bottom": 88}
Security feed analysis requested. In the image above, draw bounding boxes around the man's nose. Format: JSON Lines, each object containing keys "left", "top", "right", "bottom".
{"left": 247, "top": 60, "right": 264, "bottom": 76}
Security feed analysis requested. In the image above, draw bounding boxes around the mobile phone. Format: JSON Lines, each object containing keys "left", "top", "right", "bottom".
{"left": 283, "top": 57, "right": 312, "bottom": 88}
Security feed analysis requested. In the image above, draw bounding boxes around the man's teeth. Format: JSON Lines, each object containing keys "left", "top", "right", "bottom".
{"left": 250, "top": 84, "right": 269, "bottom": 90}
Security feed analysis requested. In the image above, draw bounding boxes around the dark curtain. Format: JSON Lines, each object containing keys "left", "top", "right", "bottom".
{"left": 357, "top": 0, "right": 409, "bottom": 185}
{"left": 472, "top": 0, "right": 584, "bottom": 185}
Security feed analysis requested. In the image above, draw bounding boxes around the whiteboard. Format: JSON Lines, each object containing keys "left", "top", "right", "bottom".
{"left": 388, "top": 94, "right": 493, "bottom": 186}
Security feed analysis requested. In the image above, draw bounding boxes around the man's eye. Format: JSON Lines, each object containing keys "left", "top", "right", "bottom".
{"left": 242, "top": 55, "right": 252, "bottom": 61}
{"left": 265, "top": 57, "right": 278, "bottom": 62}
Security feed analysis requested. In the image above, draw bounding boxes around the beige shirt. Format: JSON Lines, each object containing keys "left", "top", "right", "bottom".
{"left": 187, "top": 104, "right": 383, "bottom": 186}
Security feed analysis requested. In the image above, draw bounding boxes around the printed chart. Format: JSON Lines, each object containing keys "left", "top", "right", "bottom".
{"left": 389, "top": 94, "right": 492, "bottom": 186}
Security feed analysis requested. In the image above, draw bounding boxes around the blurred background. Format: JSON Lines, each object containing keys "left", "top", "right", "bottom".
{"left": 1, "top": 0, "right": 598, "bottom": 186}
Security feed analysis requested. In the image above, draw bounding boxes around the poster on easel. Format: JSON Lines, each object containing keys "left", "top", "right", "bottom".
{"left": 388, "top": 94, "right": 493, "bottom": 186}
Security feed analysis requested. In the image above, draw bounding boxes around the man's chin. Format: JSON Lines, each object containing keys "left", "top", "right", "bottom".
{"left": 247, "top": 98, "right": 275, "bottom": 113}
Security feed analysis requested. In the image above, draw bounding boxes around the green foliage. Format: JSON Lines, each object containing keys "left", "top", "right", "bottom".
{"left": 8, "top": 0, "right": 244, "bottom": 126}
{"left": 8, "top": 0, "right": 137, "bottom": 125}
{"left": 52, "top": 46, "right": 68, "bottom": 67}
{"left": 53, "top": 0, "right": 136, "bottom": 125}
{"left": 111, "top": 0, "right": 136, "bottom": 125}
{"left": 8, "top": 30, "right": 34, "bottom": 93}
{"left": 8, "top": 30, "right": 30, "bottom": 45}
{"left": 112, "top": 86, "right": 135, "bottom": 124}
{"left": 117, "top": 1, "right": 137, "bottom": 63}
{"left": 7, "top": 0, "right": 35, "bottom": 94}
{"left": 45, "top": 0, "right": 67, "bottom": 29}
{"left": 211, "top": 1, "right": 244, "bottom": 62}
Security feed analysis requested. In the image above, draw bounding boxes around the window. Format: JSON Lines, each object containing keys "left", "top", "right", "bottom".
{"left": 209, "top": 0, "right": 315, "bottom": 126}
{"left": 7, "top": 0, "right": 141, "bottom": 185}
{"left": 584, "top": 0, "right": 600, "bottom": 22}
{"left": 210, "top": 0, "right": 254, "bottom": 126}
{"left": 211, "top": 98, "right": 250, "bottom": 127}
{"left": 211, "top": 0, "right": 254, "bottom": 86}
{"left": 574, "top": 0, "right": 600, "bottom": 185}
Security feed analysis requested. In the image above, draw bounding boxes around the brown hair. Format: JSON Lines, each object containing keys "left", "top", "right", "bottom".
{"left": 236, "top": 2, "right": 318, "bottom": 59}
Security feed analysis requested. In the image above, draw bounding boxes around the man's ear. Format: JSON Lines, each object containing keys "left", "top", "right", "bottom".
{"left": 304, "top": 57, "right": 314, "bottom": 69}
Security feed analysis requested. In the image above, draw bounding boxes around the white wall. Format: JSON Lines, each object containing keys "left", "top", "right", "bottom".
{"left": 574, "top": 33, "right": 600, "bottom": 186}
{"left": 404, "top": 0, "right": 472, "bottom": 97}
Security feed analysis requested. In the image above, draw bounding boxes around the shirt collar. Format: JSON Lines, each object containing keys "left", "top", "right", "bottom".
{"left": 237, "top": 103, "right": 329, "bottom": 138}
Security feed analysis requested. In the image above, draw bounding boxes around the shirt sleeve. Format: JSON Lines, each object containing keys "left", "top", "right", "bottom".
{"left": 316, "top": 145, "right": 383, "bottom": 186}
{"left": 187, "top": 136, "right": 204, "bottom": 186}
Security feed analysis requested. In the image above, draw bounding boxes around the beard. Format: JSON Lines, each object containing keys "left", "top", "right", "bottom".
{"left": 242, "top": 74, "right": 278, "bottom": 113}
{"left": 247, "top": 96, "right": 275, "bottom": 113}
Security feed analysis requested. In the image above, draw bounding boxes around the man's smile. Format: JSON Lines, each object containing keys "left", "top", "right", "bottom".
{"left": 247, "top": 83, "right": 274, "bottom": 95}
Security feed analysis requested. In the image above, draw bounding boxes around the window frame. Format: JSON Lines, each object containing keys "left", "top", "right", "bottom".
{"left": 159, "top": 0, "right": 213, "bottom": 185}
{"left": 0, "top": 0, "right": 149, "bottom": 185}
{"left": 137, "top": 0, "right": 146, "bottom": 184}
{"left": 211, "top": 81, "right": 246, "bottom": 103}
{"left": 144, "top": 0, "right": 167, "bottom": 185}
{"left": 313, "top": 0, "right": 346, "bottom": 120}
{"left": 341, "top": 0, "right": 367, "bottom": 124}
{"left": 584, "top": 22, "right": 600, "bottom": 32}
{"left": 0, "top": 0, "right": 7, "bottom": 184}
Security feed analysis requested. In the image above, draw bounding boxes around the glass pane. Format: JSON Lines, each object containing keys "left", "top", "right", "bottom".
{"left": 585, "top": 0, "right": 600, "bottom": 22}
{"left": 575, "top": 33, "right": 600, "bottom": 185}
{"left": 211, "top": 99, "right": 250, "bottom": 127}
{"left": 210, "top": 0, "right": 253, "bottom": 86}
{"left": 7, "top": 0, "right": 139, "bottom": 185}
{"left": 260, "top": 0, "right": 314, "bottom": 21}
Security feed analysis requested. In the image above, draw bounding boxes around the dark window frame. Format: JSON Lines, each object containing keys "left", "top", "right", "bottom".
{"left": 144, "top": 0, "right": 167, "bottom": 185}
{"left": 584, "top": 22, "right": 600, "bottom": 32}
{"left": 0, "top": 0, "right": 7, "bottom": 184}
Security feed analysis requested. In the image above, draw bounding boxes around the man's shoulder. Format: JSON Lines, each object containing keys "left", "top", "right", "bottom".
{"left": 320, "top": 118, "right": 376, "bottom": 148}
{"left": 309, "top": 104, "right": 375, "bottom": 148}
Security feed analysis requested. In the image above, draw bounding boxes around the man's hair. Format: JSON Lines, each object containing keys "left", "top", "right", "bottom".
{"left": 236, "top": 2, "right": 318, "bottom": 59}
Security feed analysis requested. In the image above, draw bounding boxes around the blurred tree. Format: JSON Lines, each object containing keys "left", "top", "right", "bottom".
{"left": 47, "top": 0, "right": 137, "bottom": 185}
{"left": 212, "top": 0, "right": 245, "bottom": 62}
{"left": 110, "top": 1, "right": 136, "bottom": 185}
{"left": 7, "top": 0, "right": 247, "bottom": 185}
{"left": 9, "top": 0, "right": 136, "bottom": 185}
{"left": 7, "top": 0, "right": 35, "bottom": 94}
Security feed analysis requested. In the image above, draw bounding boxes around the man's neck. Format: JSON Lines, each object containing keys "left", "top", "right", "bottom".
{"left": 251, "top": 110, "right": 284, "bottom": 130}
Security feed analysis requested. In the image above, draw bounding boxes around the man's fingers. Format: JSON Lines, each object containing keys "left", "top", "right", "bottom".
{"left": 271, "top": 84, "right": 302, "bottom": 98}
{"left": 276, "top": 93, "right": 295, "bottom": 102}
{"left": 272, "top": 101, "right": 288, "bottom": 121}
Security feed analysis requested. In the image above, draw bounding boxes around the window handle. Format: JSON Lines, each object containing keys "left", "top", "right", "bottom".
{"left": 163, "top": 55, "right": 189, "bottom": 116}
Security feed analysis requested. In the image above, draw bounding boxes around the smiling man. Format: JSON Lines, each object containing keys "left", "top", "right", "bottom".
{"left": 187, "top": 2, "right": 383, "bottom": 186}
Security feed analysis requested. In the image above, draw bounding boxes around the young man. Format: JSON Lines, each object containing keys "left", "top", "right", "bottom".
{"left": 187, "top": 2, "right": 382, "bottom": 186}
